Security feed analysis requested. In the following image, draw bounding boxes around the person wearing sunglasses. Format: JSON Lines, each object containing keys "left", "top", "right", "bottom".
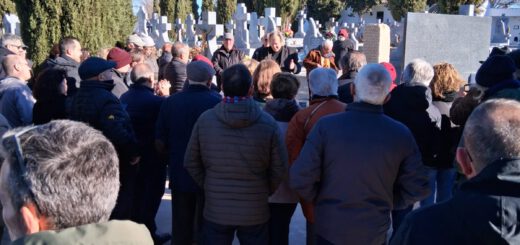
{"left": 0, "top": 120, "right": 153, "bottom": 244}
{"left": 0, "top": 34, "right": 28, "bottom": 80}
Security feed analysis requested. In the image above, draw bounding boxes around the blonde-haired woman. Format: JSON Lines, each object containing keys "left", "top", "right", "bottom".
{"left": 252, "top": 59, "right": 281, "bottom": 107}
{"left": 422, "top": 62, "right": 466, "bottom": 206}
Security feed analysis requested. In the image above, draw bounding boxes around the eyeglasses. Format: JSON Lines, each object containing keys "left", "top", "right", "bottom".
{"left": 6, "top": 44, "right": 27, "bottom": 51}
{"left": 1, "top": 126, "right": 41, "bottom": 212}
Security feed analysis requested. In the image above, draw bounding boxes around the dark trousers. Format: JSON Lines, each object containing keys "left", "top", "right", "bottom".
{"left": 306, "top": 221, "right": 316, "bottom": 245}
{"left": 172, "top": 191, "right": 204, "bottom": 245}
{"left": 203, "top": 219, "right": 268, "bottom": 245}
{"left": 132, "top": 158, "right": 167, "bottom": 235}
{"left": 269, "top": 203, "right": 297, "bottom": 245}
{"left": 110, "top": 164, "right": 138, "bottom": 220}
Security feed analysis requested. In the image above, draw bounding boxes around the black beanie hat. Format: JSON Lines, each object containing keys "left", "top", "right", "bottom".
{"left": 476, "top": 55, "right": 516, "bottom": 87}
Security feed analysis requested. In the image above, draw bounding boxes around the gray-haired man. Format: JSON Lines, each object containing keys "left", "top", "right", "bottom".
{"left": 0, "top": 120, "right": 153, "bottom": 243}
{"left": 290, "top": 64, "right": 429, "bottom": 244}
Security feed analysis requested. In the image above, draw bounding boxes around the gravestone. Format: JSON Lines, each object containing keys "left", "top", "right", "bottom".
{"left": 174, "top": 18, "right": 184, "bottom": 42}
{"left": 157, "top": 16, "right": 172, "bottom": 48}
{"left": 350, "top": 30, "right": 360, "bottom": 51}
{"left": 149, "top": 13, "right": 161, "bottom": 41}
{"left": 185, "top": 14, "right": 197, "bottom": 47}
{"left": 303, "top": 18, "right": 325, "bottom": 54}
{"left": 266, "top": 17, "right": 278, "bottom": 33}
{"left": 264, "top": 8, "right": 282, "bottom": 27}
{"left": 2, "top": 13, "right": 20, "bottom": 36}
{"left": 233, "top": 3, "right": 251, "bottom": 52}
{"left": 363, "top": 24, "right": 391, "bottom": 63}
{"left": 225, "top": 20, "right": 234, "bottom": 34}
{"left": 197, "top": 11, "right": 224, "bottom": 58}
{"left": 294, "top": 10, "right": 306, "bottom": 38}
{"left": 249, "top": 12, "right": 262, "bottom": 48}
{"left": 459, "top": 4, "right": 475, "bottom": 16}
{"left": 403, "top": 12, "right": 492, "bottom": 80}
{"left": 135, "top": 6, "right": 148, "bottom": 35}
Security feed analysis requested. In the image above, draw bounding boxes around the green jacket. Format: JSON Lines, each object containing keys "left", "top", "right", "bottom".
{"left": 12, "top": 220, "right": 153, "bottom": 245}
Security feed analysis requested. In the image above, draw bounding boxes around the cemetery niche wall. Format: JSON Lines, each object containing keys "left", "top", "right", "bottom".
{"left": 403, "top": 12, "right": 492, "bottom": 81}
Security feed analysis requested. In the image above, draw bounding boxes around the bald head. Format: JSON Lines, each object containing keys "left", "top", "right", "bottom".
{"left": 464, "top": 99, "right": 520, "bottom": 173}
{"left": 130, "top": 63, "right": 154, "bottom": 87}
{"left": 3, "top": 55, "right": 31, "bottom": 81}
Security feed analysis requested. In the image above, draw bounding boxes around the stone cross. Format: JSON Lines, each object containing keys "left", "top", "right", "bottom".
{"left": 2, "top": 13, "right": 20, "bottom": 36}
{"left": 197, "top": 11, "right": 224, "bottom": 58}
{"left": 232, "top": 3, "right": 250, "bottom": 49}
{"left": 135, "top": 6, "right": 148, "bottom": 35}
{"left": 174, "top": 18, "right": 184, "bottom": 43}
{"left": 149, "top": 13, "right": 161, "bottom": 41}
{"left": 294, "top": 10, "right": 306, "bottom": 38}
{"left": 303, "top": 18, "right": 325, "bottom": 54}
{"left": 157, "top": 16, "right": 171, "bottom": 48}
{"left": 225, "top": 19, "right": 234, "bottom": 34}
{"left": 248, "top": 12, "right": 262, "bottom": 48}
{"left": 185, "top": 14, "right": 197, "bottom": 47}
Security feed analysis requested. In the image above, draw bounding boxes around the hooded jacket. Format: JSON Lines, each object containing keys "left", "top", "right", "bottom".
{"left": 12, "top": 220, "right": 153, "bottom": 245}
{"left": 212, "top": 45, "right": 245, "bottom": 87}
{"left": 392, "top": 159, "right": 520, "bottom": 245}
{"left": 48, "top": 56, "right": 81, "bottom": 96}
{"left": 0, "top": 76, "right": 35, "bottom": 127}
{"left": 184, "top": 98, "right": 288, "bottom": 226}
{"left": 252, "top": 46, "right": 301, "bottom": 74}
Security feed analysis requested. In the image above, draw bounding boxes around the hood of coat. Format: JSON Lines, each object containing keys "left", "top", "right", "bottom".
{"left": 214, "top": 98, "right": 262, "bottom": 128}
{"left": 51, "top": 56, "right": 80, "bottom": 68}
{"left": 12, "top": 220, "right": 153, "bottom": 245}
{"left": 390, "top": 83, "right": 433, "bottom": 111}
{"left": 0, "top": 77, "right": 28, "bottom": 94}
{"left": 264, "top": 99, "right": 300, "bottom": 122}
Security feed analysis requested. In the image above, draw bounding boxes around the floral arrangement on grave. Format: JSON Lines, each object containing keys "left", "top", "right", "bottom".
{"left": 324, "top": 31, "right": 336, "bottom": 41}
{"left": 284, "top": 28, "right": 293, "bottom": 38}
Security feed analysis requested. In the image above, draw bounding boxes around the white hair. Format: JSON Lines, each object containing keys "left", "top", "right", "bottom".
{"left": 353, "top": 64, "right": 392, "bottom": 105}
{"left": 309, "top": 68, "right": 338, "bottom": 96}
{"left": 322, "top": 39, "right": 333, "bottom": 49}
{"left": 402, "top": 59, "right": 434, "bottom": 86}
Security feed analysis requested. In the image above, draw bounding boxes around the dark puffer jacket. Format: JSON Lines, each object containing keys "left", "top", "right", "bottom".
{"left": 392, "top": 159, "right": 520, "bottom": 245}
{"left": 212, "top": 46, "right": 245, "bottom": 88}
{"left": 47, "top": 56, "right": 81, "bottom": 96}
{"left": 163, "top": 59, "right": 187, "bottom": 94}
{"left": 184, "top": 98, "right": 288, "bottom": 226}
{"left": 384, "top": 83, "right": 442, "bottom": 166}
{"left": 69, "top": 80, "right": 139, "bottom": 163}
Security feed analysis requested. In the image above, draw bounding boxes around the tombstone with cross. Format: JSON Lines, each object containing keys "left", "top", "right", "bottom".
{"left": 303, "top": 18, "right": 325, "bottom": 54}
{"left": 249, "top": 12, "right": 262, "bottom": 49}
{"left": 196, "top": 11, "right": 224, "bottom": 58}
{"left": 2, "top": 13, "right": 20, "bottom": 36}
{"left": 149, "top": 13, "right": 161, "bottom": 41}
{"left": 232, "top": 3, "right": 250, "bottom": 51}
{"left": 156, "top": 16, "right": 171, "bottom": 48}
{"left": 185, "top": 14, "right": 197, "bottom": 47}
{"left": 225, "top": 19, "right": 234, "bottom": 34}
{"left": 174, "top": 18, "right": 184, "bottom": 43}
{"left": 294, "top": 10, "right": 306, "bottom": 38}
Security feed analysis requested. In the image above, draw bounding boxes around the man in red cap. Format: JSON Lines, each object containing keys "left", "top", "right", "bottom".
{"left": 333, "top": 29, "right": 355, "bottom": 71}
{"left": 107, "top": 47, "right": 132, "bottom": 98}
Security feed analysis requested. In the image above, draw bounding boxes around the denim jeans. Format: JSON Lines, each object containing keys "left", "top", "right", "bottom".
{"left": 202, "top": 219, "right": 268, "bottom": 245}
{"left": 420, "top": 168, "right": 457, "bottom": 207}
{"left": 268, "top": 203, "right": 297, "bottom": 245}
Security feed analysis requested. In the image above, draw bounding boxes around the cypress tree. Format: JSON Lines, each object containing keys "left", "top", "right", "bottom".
{"left": 307, "top": 0, "right": 345, "bottom": 29}
{"left": 0, "top": 0, "right": 15, "bottom": 15}
{"left": 388, "top": 0, "right": 427, "bottom": 21}
{"left": 192, "top": 0, "right": 200, "bottom": 21}
{"left": 202, "top": 0, "right": 214, "bottom": 12}
{"left": 217, "top": 0, "right": 236, "bottom": 24}
{"left": 14, "top": 0, "right": 134, "bottom": 67}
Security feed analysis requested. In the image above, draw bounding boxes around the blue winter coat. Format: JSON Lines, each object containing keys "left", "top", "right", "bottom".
{"left": 120, "top": 84, "right": 165, "bottom": 159}
{"left": 155, "top": 84, "right": 221, "bottom": 192}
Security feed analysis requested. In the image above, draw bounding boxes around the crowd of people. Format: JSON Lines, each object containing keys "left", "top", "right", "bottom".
{"left": 0, "top": 27, "right": 518, "bottom": 245}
